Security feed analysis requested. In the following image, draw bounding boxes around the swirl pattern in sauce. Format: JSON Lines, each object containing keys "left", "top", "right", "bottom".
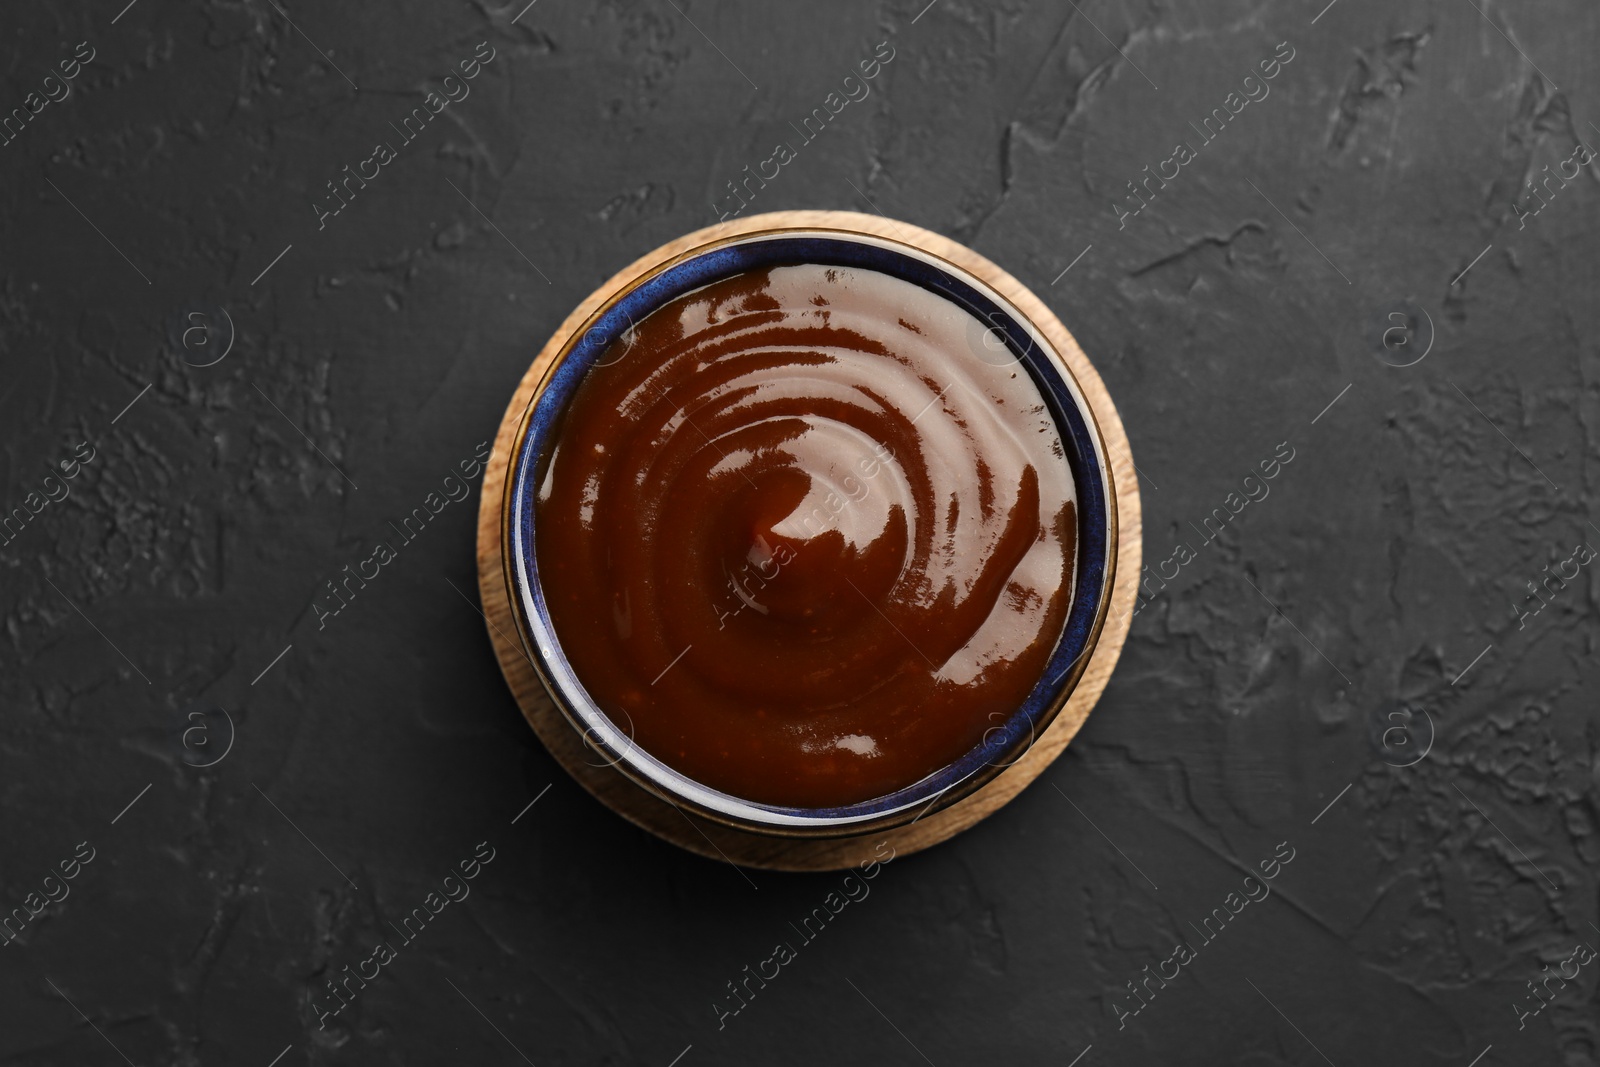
{"left": 535, "top": 264, "right": 1076, "bottom": 808}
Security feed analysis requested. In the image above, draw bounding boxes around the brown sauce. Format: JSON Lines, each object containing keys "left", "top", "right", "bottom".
{"left": 535, "top": 264, "right": 1075, "bottom": 808}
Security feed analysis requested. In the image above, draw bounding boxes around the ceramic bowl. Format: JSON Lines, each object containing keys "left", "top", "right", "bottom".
{"left": 504, "top": 227, "right": 1114, "bottom": 837}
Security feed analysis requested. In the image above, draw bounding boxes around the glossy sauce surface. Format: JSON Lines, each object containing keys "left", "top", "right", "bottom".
{"left": 535, "top": 264, "right": 1076, "bottom": 808}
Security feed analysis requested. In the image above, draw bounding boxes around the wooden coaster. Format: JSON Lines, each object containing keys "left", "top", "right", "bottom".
{"left": 474, "top": 210, "right": 1140, "bottom": 871}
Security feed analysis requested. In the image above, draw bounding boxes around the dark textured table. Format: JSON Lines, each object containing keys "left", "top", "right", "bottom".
{"left": 3, "top": 2, "right": 1595, "bottom": 1064}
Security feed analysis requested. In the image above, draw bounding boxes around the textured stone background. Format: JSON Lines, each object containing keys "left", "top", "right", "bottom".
{"left": 2, "top": 1, "right": 1596, "bottom": 1064}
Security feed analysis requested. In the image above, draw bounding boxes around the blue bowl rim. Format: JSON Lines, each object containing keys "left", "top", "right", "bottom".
{"left": 506, "top": 229, "right": 1113, "bottom": 832}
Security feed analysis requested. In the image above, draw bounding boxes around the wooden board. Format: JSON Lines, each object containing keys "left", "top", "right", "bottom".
{"left": 474, "top": 210, "right": 1140, "bottom": 871}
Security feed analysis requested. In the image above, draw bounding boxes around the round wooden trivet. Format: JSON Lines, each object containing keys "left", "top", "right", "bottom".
{"left": 474, "top": 210, "right": 1141, "bottom": 871}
